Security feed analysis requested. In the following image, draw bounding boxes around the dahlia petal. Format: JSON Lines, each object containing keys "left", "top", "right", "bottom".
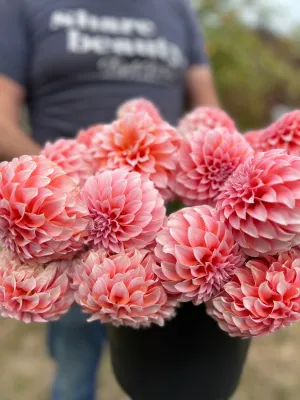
{"left": 110, "top": 282, "right": 130, "bottom": 304}
{"left": 250, "top": 265, "right": 268, "bottom": 286}
{"left": 247, "top": 203, "right": 268, "bottom": 222}
{"left": 204, "top": 232, "right": 219, "bottom": 249}
{"left": 187, "top": 226, "right": 206, "bottom": 247}
{"left": 143, "top": 288, "right": 162, "bottom": 306}
{"left": 174, "top": 280, "right": 197, "bottom": 293}
{"left": 275, "top": 186, "right": 295, "bottom": 208}
{"left": 174, "top": 245, "right": 196, "bottom": 267}
{"left": 17, "top": 276, "right": 37, "bottom": 292}
{"left": 19, "top": 188, "right": 39, "bottom": 204}
{"left": 279, "top": 167, "right": 300, "bottom": 182}
{"left": 171, "top": 227, "right": 190, "bottom": 246}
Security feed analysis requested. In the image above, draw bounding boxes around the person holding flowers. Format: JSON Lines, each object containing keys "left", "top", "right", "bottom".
{"left": 0, "top": 1, "right": 260, "bottom": 400}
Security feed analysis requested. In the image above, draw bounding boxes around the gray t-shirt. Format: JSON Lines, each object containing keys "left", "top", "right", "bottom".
{"left": 0, "top": 0, "right": 208, "bottom": 144}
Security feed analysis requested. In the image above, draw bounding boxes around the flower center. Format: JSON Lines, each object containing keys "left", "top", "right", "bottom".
{"left": 92, "top": 213, "right": 118, "bottom": 239}
{"left": 89, "top": 211, "right": 120, "bottom": 251}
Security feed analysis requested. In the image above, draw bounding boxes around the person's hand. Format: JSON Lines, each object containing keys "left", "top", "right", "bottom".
{"left": 0, "top": 75, "right": 41, "bottom": 160}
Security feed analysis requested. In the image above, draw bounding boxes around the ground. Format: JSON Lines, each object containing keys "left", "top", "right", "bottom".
{"left": 0, "top": 319, "right": 299, "bottom": 400}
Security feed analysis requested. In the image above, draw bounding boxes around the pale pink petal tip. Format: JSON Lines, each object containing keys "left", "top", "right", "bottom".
{"left": 82, "top": 168, "right": 165, "bottom": 253}
{"left": 73, "top": 248, "right": 177, "bottom": 328}
{"left": 0, "top": 155, "right": 89, "bottom": 264}
{"left": 116, "top": 98, "right": 162, "bottom": 123}
{"left": 0, "top": 248, "right": 74, "bottom": 323}
{"left": 217, "top": 149, "right": 300, "bottom": 256}
{"left": 244, "top": 129, "right": 264, "bottom": 150}
{"left": 207, "top": 248, "right": 300, "bottom": 338}
{"left": 41, "top": 139, "right": 94, "bottom": 186}
{"left": 77, "top": 124, "right": 105, "bottom": 148}
{"left": 247, "top": 110, "right": 300, "bottom": 155}
{"left": 170, "top": 127, "right": 253, "bottom": 206}
{"left": 178, "top": 106, "right": 236, "bottom": 135}
{"left": 154, "top": 205, "right": 245, "bottom": 305}
{"left": 89, "top": 111, "right": 181, "bottom": 200}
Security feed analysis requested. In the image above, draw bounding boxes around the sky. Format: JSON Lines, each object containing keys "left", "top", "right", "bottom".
{"left": 242, "top": 0, "right": 300, "bottom": 34}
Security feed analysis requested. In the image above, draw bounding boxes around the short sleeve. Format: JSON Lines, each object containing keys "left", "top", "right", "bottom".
{"left": 181, "top": 0, "right": 209, "bottom": 66}
{"left": 0, "top": 0, "right": 29, "bottom": 86}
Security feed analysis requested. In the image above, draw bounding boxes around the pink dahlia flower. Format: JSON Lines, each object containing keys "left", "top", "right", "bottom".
{"left": 76, "top": 124, "right": 105, "bottom": 148}
{"left": 154, "top": 205, "right": 245, "bottom": 304}
{"left": 207, "top": 249, "right": 300, "bottom": 338}
{"left": 116, "top": 98, "right": 162, "bottom": 122}
{"left": 217, "top": 149, "right": 300, "bottom": 257}
{"left": 41, "top": 139, "right": 94, "bottom": 186}
{"left": 244, "top": 129, "right": 264, "bottom": 151}
{"left": 0, "top": 248, "right": 74, "bottom": 323}
{"left": 89, "top": 112, "right": 181, "bottom": 200}
{"left": 256, "top": 111, "right": 300, "bottom": 155}
{"left": 178, "top": 106, "right": 236, "bottom": 135}
{"left": 0, "top": 156, "right": 89, "bottom": 264}
{"left": 171, "top": 128, "right": 253, "bottom": 206}
{"left": 82, "top": 169, "right": 165, "bottom": 253}
{"left": 73, "top": 248, "right": 177, "bottom": 328}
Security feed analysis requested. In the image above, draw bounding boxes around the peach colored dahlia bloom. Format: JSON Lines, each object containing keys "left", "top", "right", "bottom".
{"left": 154, "top": 205, "right": 245, "bottom": 304}
{"left": 207, "top": 249, "right": 300, "bottom": 338}
{"left": 217, "top": 150, "right": 300, "bottom": 257}
{"left": 0, "top": 156, "right": 89, "bottom": 264}
{"left": 77, "top": 124, "right": 105, "bottom": 148}
{"left": 256, "top": 111, "right": 300, "bottom": 155}
{"left": 243, "top": 129, "right": 264, "bottom": 151}
{"left": 171, "top": 128, "right": 253, "bottom": 206}
{"left": 82, "top": 169, "right": 165, "bottom": 253}
{"left": 41, "top": 139, "right": 94, "bottom": 186}
{"left": 116, "top": 98, "right": 162, "bottom": 122}
{"left": 73, "top": 248, "right": 177, "bottom": 328}
{"left": 178, "top": 106, "right": 236, "bottom": 135}
{"left": 89, "top": 112, "right": 181, "bottom": 200}
{"left": 0, "top": 248, "right": 74, "bottom": 323}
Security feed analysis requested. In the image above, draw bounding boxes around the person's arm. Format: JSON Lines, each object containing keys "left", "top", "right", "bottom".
{"left": 0, "top": 0, "right": 41, "bottom": 160}
{"left": 186, "top": 66, "right": 219, "bottom": 108}
{"left": 182, "top": 0, "right": 220, "bottom": 108}
{"left": 0, "top": 76, "right": 41, "bottom": 160}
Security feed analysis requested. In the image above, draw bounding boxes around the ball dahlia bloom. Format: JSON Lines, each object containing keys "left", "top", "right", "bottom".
{"left": 82, "top": 169, "right": 165, "bottom": 253}
{"left": 217, "top": 149, "right": 300, "bottom": 257}
{"left": 154, "top": 205, "right": 245, "bottom": 304}
{"left": 0, "top": 156, "right": 89, "bottom": 264}
{"left": 207, "top": 249, "right": 300, "bottom": 338}
{"left": 76, "top": 124, "right": 105, "bottom": 148}
{"left": 243, "top": 129, "right": 264, "bottom": 151}
{"left": 178, "top": 106, "right": 236, "bottom": 135}
{"left": 89, "top": 112, "right": 181, "bottom": 199}
{"left": 116, "top": 98, "right": 162, "bottom": 122}
{"left": 0, "top": 248, "right": 74, "bottom": 323}
{"left": 256, "top": 110, "right": 300, "bottom": 155}
{"left": 73, "top": 248, "right": 177, "bottom": 328}
{"left": 41, "top": 139, "right": 94, "bottom": 186}
{"left": 171, "top": 128, "right": 253, "bottom": 206}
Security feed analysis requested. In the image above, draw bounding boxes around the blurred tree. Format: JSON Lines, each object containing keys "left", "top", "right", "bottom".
{"left": 195, "top": 0, "right": 300, "bottom": 131}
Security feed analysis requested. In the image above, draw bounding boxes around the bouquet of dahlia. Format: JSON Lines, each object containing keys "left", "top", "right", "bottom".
{"left": 2, "top": 98, "right": 300, "bottom": 339}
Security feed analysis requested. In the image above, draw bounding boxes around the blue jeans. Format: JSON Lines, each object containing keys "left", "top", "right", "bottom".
{"left": 47, "top": 305, "right": 107, "bottom": 400}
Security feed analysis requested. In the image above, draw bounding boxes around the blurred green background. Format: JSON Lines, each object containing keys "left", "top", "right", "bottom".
{"left": 197, "top": 0, "right": 300, "bottom": 131}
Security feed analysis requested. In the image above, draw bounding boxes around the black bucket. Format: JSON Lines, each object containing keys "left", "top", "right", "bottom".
{"left": 108, "top": 302, "right": 251, "bottom": 400}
